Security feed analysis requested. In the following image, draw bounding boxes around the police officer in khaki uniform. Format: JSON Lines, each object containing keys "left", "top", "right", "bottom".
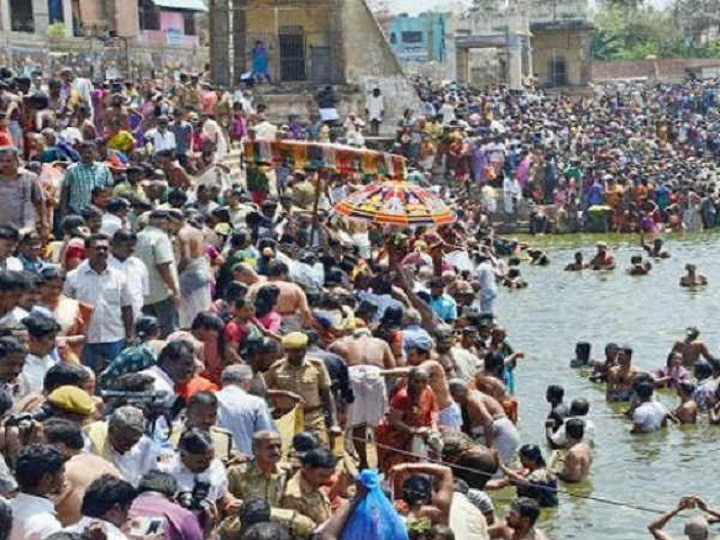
{"left": 280, "top": 448, "right": 336, "bottom": 536}
{"left": 264, "top": 332, "right": 341, "bottom": 447}
{"left": 222, "top": 431, "right": 316, "bottom": 539}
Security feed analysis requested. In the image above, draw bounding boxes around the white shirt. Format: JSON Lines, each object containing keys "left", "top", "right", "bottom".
{"left": 109, "top": 255, "right": 150, "bottom": 322}
{"left": 18, "top": 352, "right": 57, "bottom": 398}
{"left": 253, "top": 120, "right": 277, "bottom": 141}
{"left": 100, "top": 213, "right": 127, "bottom": 238}
{"left": 145, "top": 128, "right": 177, "bottom": 154}
{"left": 202, "top": 119, "right": 228, "bottom": 158}
{"left": 112, "top": 434, "right": 160, "bottom": 487}
{"left": 440, "top": 102, "right": 456, "bottom": 125}
{"left": 632, "top": 400, "right": 668, "bottom": 433}
{"left": 365, "top": 94, "right": 384, "bottom": 121}
{"left": 475, "top": 261, "right": 498, "bottom": 295}
{"left": 10, "top": 492, "right": 63, "bottom": 540}
{"left": 139, "top": 365, "right": 175, "bottom": 395}
{"left": 65, "top": 516, "right": 128, "bottom": 539}
{"left": 216, "top": 385, "right": 275, "bottom": 455}
{"left": 64, "top": 261, "right": 132, "bottom": 344}
{"left": 159, "top": 454, "right": 229, "bottom": 502}
{"left": 1, "top": 257, "right": 23, "bottom": 272}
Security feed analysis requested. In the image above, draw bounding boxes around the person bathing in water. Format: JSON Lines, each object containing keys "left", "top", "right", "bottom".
{"left": 589, "top": 242, "right": 615, "bottom": 270}
{"left": 627, "top": 255, "right": 652, "bottom": 276}
{"left": 680, "top": 264, "right": 708, "bottom": 287}
{"left": 672, "top": 326, "right": 715, "bottom": 374}
{"left": 672, "top": 380, "right": 698, "bottom": 425}
{"left": 641, "top": 236, "right": 670, "bottom": 259}
{"left": 564, "top": 252, "right": 588, "bottom": 272}
{"left": 606, "top": 347, "right": 637, "bottom": 402}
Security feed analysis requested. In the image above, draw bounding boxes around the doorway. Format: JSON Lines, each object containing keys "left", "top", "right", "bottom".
{"left": 278, "top": 26, "right": 306, "bottom": 81}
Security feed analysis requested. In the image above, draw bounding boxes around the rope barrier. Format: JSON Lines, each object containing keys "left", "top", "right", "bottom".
{"left": 330, "top": 430, "right": 668, "bottom": 515}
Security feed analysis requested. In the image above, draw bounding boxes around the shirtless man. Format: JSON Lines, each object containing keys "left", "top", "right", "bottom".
{"left": 171, "top": 210, "right": 211, "bottom": 328}
{"left": 553, "top": 419, "right": 591, "bottom": 483}
{"left": 564, "top": 252, "right": 588, "bottom": 272}
{"left": 475, "top": 373, "right": 518, "bottom": 425}
{"left": 247, "top": 259, "right": 313, "bottom": 330}
{"left": 673, "top": 380, "right": 698, "bottom": 425}
{"left": 642, "top": 236, "right": 670, "bottom": 259}
{"left": 433, "top": 324, "right": 480, "bottom": 382}
{"left": 606, "top": 347, "right": 637, "bottom": 402}
{"left": 489, "top": 497, "right": 548, "bottom": 540}
{"left": 672, "top": 327, "right": 715, "bottom": 372}
{"left": 627, "top": 255, "right": 651, "bottom": 276}
{"left": 589, "top": 242, "right": 615, "bottom": 271}
{"left": 449, "top": 378, "right": 519, "bottom": 465}
{"left": 329, "top": 328, "right": 396, "bottom": 469}
{"left": 590, "top": 342, "right": 619, "bottom": 383}
{"left": 679, "top": 263, "right": 708, "bottom": 287}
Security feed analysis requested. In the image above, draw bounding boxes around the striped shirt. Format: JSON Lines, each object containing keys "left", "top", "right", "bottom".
{"left": 64, "top": 161, "right": 113, "bottom": 213}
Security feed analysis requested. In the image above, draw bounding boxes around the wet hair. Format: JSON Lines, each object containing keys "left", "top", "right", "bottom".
{"left": 15, "top": 444, "right": 66, "bottom": 491}
{"left": 137, "top": 470, "right": 178, "bottom": 497}
{"left": 635, "top": 381, "right": 654, "bottom": 401}
{"left": 569, "top": 398, "right": 590, "bottom": 416}
{"left": 519, "top": 444, "right": 546, "bottom": 466}
{"left": 43, "top": 418, "right": 84, "bottom": 451}
{"left": 546, "top": 384, "right": 564, "bottom": 402}
{"left": 511, "top": 497, "right": 541, "bottom": 525}
{"left": 402, "top": 474, "right": 433, "bottom": 506}
{"left": 565, "top": 418, "right": 585, "bottom": 440}
{"left": 81, "top": 474, "right": 137, "bottom": 518}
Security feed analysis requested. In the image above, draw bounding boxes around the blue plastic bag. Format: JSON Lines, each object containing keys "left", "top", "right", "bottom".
{"left": 341, "top": 469, "right": 409, "bottom": 540}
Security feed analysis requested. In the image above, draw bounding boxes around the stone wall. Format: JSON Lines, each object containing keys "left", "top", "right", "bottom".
{"left": 532, "top": 28, "right": 589, "bottom": 88}
{"left": 340, "top": 0, "right": 423, "bottom": 130}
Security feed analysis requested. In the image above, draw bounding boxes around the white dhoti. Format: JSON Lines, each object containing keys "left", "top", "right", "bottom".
{"left": 178, "top": 258, "right": 211, "bottom": 328}
{"left": 471, "top": 417, "right": 520, "bottom": 465}
{"left": 438, "top": 402, "right": 463, "bottom": 432}
{"left": 348, "top": 365, "right": 387, "bottom": 428}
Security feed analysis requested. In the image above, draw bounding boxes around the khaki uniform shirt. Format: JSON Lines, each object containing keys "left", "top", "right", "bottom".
{"left": 264, "top": 357, "right": 331, "bottom": 412}
{"left": 225, "top": 461, "right": 315, "bottom": 537}
{"left": 280, "top": 471, "right": 332, "bottom": 535}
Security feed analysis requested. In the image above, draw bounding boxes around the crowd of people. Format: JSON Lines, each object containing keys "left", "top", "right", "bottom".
{"left": 370, "top": 77, "right": 720, "bottom": 235}
{"left": 0, "top": 60, "right": 717, "bottom": 540}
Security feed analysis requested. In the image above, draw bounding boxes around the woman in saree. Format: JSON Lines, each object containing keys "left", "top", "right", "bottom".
{"left": 376, "top": 367, "right": 438, "bottom": 475}
{"left": 37, "top": 266, "right": 90, "bottom": 363}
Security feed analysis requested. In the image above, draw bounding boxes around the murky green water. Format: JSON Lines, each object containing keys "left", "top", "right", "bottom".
{"left": 495, "top": 234, "right": 720, "bottom": 539}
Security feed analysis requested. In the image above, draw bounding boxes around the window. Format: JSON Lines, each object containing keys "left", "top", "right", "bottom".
{"left": 183, "top": 12, "right": 196, "bottom": 35}
{"left": 10, "top": 0, "right": 34, "bottom": 32}
{"left": 401, "top": 31, "right": 423, "bottom": 44}
{"left": 138, "top": 0, "right": 160, "bottom": 31}
{"left": 550, "top": 57, "right": 567, "bottom": 87}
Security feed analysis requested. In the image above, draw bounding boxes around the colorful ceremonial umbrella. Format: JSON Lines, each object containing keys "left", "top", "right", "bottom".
{"left": 332, "top": 180, "right": 456, "bottom": 227}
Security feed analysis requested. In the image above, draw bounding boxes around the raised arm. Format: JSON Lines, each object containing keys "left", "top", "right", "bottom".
{"left": 648, "top": 498, "right": 693, "bottom": 540}
{"left": 390, "top": 462, "right": 454, "bottom": 524}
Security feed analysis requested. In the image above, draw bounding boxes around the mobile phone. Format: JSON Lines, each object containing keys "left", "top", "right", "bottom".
{"left": 146, "top": 518, "right": 164, "bottom": 534}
